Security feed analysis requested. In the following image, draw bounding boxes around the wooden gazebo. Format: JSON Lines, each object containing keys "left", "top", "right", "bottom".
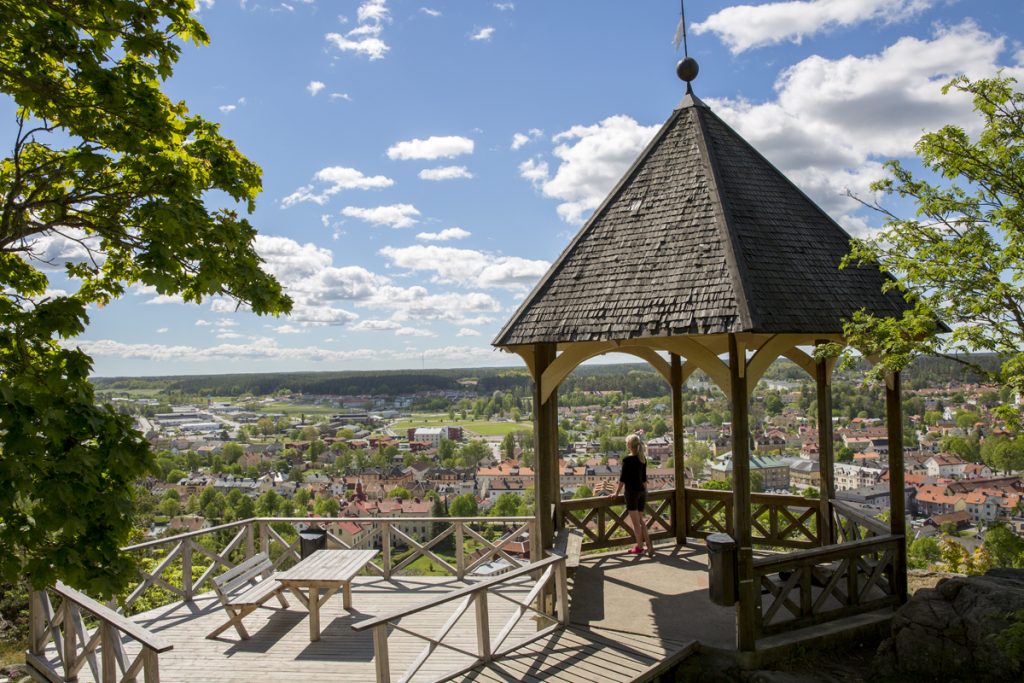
{"left": 493, "top": 64, "right": 914, "bottom": 651}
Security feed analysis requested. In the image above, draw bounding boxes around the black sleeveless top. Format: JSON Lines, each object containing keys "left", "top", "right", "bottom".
{"left": 619, "top": 455, "right": 647, "bottom": 491}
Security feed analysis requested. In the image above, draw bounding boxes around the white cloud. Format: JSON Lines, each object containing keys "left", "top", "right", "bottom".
{"left": 457, "top": 328, "right": 481, "bottom": 337}
{"left": 351, "top": 319, "right": 401, "bottom": 332}
{"left": 72, "top": 338, "right": 382, "bottom": 364}
{"left": 396, "top": 326, "right": 437, "bottom": 337}
{"left": 470, "top": 27, "right": 495, "bottom": 41}
{"left": 218, "top": 96, "right": 246, "bottom": 114}
{"left": 342, "top": 204, "right": 421, "bottom": 228}
{"left": 387, "top": 135, "right": 474, "bottom": 160}
{"left": 521, "top": 115, "right": 659, "bottom": 224}
{"left": 511, "top": 128, "right": 543, "bottom": 150}
{"left": 325, "top": 0, "right": 391, "bottom": 60}
{"left": 255, "top": 235, "right": 333, "bottom": 282}
{"left": 329, "top": 92, "right": 352, "bottom": 102}
{"left": 195, "top": 320, "right": 211, "bottom": 326}
{"left": 307, "top": 80, "right": 326, "bottom": 96}
{"left": 282, "top": 166, "right": 394, "bottom": 207}
{"left": 420, "top": 7, "right": 441, "bottom": 17}
{"left": 379, "top": 245, "right": 548, "bottom": 290}
{"left": 494, "top": 3, "right": 514, "bottom": 10}
{"left": 24, "top": 228, "right": 105, "bottom": 270}
{"left": 273, "top": 324, "right": 304, "bottom": 334}
{"left": 416, "top": 227, "right": 471, "bottom": 241}
{"left": 144, "top": 294, "right": 186, "bottom": 306}
{"left": 156, "top": 327, "right": 169, "bottom": 334}
{"left": 706, "top": 21, "right": 1015, "bottom": 224}
{"left": 694, "top": 0, "right": 933, "bottom": 54}
{"left": 216, "top": 331, "right": 243, "bottom": 339}
{"left": 418, "top": 165, "right": 474, "bottom": 181}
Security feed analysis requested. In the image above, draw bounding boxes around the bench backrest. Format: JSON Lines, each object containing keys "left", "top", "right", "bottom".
{"left": 213, "top": 552, "right": 275, "bottom": 598}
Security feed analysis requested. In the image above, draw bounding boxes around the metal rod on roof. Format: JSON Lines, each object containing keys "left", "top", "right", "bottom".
{"left": 673, "top": 0, "right": 689, "bottom": 57}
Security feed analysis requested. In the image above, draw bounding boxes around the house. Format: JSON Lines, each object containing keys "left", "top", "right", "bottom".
{"left": 786, "top": 458, "right": 821, "bottom": 491}
{"left": 925, "top": 453, "right": 967, "bottom": 479}
{"left": 709, "top": 453, "right": 790, "bottom": 491}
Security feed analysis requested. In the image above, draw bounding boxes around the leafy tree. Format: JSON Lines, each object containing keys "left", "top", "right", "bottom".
{"left": 293, "top": 488, "right": 311, "bottom": 509}
{"left": 449, "top": 493, "right": 478, "bottom": 518}
{"left": 501, "top": 432, "right": 517, "bottom": 460}
{"left": 157, "top": 497, "right": 180, "bottom": 518}
{"left": 0, "top": 1, "right": 291, "bottom": 596}
{"left": 572, "top": 485, "right": 593, "bottom": 500}
{"left": 438, "top": 438, "right": 456, "bottom": 461}
{"left": 908, "top": 536, "right": 942, "bottom": 569}
{"left": 255, "top": 489, "right": 281, "bottom": 516}
{"left": 842, "top": 75, "right": 1024, "bottom": 425}
{"left": 491, "top": 492, "right": 522, "bottom": 517}
{"left": 984, "top": 522, "right": 1024, "bottom": 568}
{"left": 313, "top": 496, "right": 340, "bottom": 517}
{"left": 388, "top": 487, "right": 411, "bottom": 500}
{"left": 459, "top": 440, "right": 491, "bottom": 468}
{"left": 222, "top": 442, "right": 244, "bottom": 464}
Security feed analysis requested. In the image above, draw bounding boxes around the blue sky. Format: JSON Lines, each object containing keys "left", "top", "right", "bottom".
{"left": 25, "top": 0, "right": 1024, "bottom": 376}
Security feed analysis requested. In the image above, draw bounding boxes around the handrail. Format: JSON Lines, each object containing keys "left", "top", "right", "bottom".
{"left": 830, "top": 499, "right": 890, "bottom": 536}
{"left": 53, "top": 583, "right": 172, "bottom": 653}
{"left": 352, "top": 554, "right": 563, "bottom": 632}
{"left": 753, "top": 534, "right": 903, "bottom": 569}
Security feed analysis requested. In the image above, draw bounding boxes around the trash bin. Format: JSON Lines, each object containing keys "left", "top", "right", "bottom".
{"left": 299, "top": 525, "right": 327, "bottom": 559}
{"left": 706, "top": 532, "right": 737, "bottom": 606}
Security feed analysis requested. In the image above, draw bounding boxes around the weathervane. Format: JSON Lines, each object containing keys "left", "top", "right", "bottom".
{"left": 673, "top": 0, "right": 699, "bottom": 93}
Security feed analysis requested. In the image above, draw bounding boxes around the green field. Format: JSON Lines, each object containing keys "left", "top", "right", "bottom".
{"left": 257, "top": 402, "right": 340, "bottom": 416}
{"left": 390, "top": 414, "right": 531, "bottom": 437}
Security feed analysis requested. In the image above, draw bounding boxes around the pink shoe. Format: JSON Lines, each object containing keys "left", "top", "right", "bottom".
{"left": 627, "top": 546, "right": 643, "bottom": 554}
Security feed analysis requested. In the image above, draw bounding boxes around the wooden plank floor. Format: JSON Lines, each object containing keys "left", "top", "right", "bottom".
{"left": 34, "top": 575, "right": 546, "bottom": 683}
{"left": 34, "top": 546, "right": 715, "bottom": 682}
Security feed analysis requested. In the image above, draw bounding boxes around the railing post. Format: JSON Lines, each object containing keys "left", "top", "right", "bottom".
{"left": 100, "top": 622, "right": 116, "bottom": 683}
{"left": 181, "top": 538, "right": 194, "bottom": 601}
{"left": 259, "top": 520, "right": 269, "bottom": 555}
{"left": 63, "top": 601, "right": 78, "bottom": 682}
{"left": 671, "top": 353, "right": 688, "bottom": 544}
{"left": 372, "top": 623, "right": 390, "bottom": 683}
{"left": 29, "top": 591, "right": 45, "bottom": 656}
{"left": 245, "top": 519, "right": 256, "bottom": 560}
{"left": 455, "top": 521, "right": 465, "bottom": 580}
{"left": 475, "top": 591, "right": 491, "bottom": 662}
{"left": 143, "top": 648, "right": 160, "bottom": 683}
{"left": 555, "top": 558, "right": 569, "bottom": 626}
{"left": 382, "top": 521, "right": 392, "bottom": 580}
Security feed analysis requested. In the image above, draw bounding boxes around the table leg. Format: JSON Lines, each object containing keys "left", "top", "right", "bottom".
{"left": 309, "top": 588, "right": 320, "bottom": 642}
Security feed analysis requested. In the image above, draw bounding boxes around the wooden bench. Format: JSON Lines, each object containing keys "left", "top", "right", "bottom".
{"left": 551, "top": 528, "right": 583, "bottom": 575}
{"left": 207, "top": 552, "right": 289, "bottom": 640}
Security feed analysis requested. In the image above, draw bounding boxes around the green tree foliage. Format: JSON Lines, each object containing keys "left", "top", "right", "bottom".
{"left": 842, "top": 75, "right": 1024, "bottom": 424}
{"left": 221, "top": 442, "right": 244, "bottom": 464}
{"left": 490, "top": 492, "right": 522, "bottom": 517}
{"left": 501, "top": 432, "right": 517, "bottom": 460}
{"left": 0, "top": 0, "right": 291, "bottom": 596}
{"left": 388, "top": 487, "right": 411, "bottom": 500}
{"left": 980, "top": 436, "right": 1024, "bottom": 474}
{"left": 449, "top": 493, "right": 478, "bottom": 518}
{"left": 459, "top": 440, "right": 491, "bottom": 468}
{"left": 313, "top": 496, "right": 340, "bottom": 517}
{"left": 908, "top": 536, "right": 942, "bottom": 569}
{"left": 572, "top": 485, "right": 593, "bottom": 499}
{"left": 983, "top": 523, "right": 1024, "bottom": 568}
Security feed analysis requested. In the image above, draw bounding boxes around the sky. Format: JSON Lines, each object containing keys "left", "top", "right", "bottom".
{"left": 18, "top": 0, "right": 1024, "bottom": 377}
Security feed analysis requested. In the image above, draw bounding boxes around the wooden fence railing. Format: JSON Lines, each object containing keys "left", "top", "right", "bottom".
{"left": 831, "top": 499, "right": 890, "bottom": 543}
{"left": 686, "top": 488, "right": 823, "bottom": 549}
{"left": 751, "top": 534, "right": 902, "bottom": 638}
{"left": 28, "top": 582, "right": 172, "bottom": 683}
{"left": 558, "top": 489, "right": 675, "bottom": 552}
{"left": 352, "top": 555, "right": 568, "bottom": 683}
{"left": 120, "top": 516, "right": 536, "bottom": 614}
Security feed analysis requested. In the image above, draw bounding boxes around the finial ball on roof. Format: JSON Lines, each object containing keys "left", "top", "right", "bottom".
{"left": 676, "top": 56, "right": 699, "bottom": 83}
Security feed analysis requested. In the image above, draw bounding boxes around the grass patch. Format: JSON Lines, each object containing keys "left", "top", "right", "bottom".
{"left": 391, "top": 414, "right": 531, "bottom": 437}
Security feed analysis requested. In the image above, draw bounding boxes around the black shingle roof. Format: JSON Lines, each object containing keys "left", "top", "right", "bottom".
{"left": 493, "top": 93, "right": 912, "bottom": 347}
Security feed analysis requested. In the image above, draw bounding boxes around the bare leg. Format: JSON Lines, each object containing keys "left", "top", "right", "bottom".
{"left": 628, "top": 510, "right": 644, "bottom": 549}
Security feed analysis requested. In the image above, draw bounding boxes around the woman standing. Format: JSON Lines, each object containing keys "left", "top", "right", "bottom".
{"left": 615, "top": 433, "right": 655, "bottom": 556}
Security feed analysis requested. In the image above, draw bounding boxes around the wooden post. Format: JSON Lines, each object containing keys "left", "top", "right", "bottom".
{"left": 555, "top": 559, "right": 569, "bottom": 625}
{"left": 181, "top": 539, "right": 193, "bottom": 601}
{"left": 245, "top": 520, "right": 256, "bottom": 560}
{"left": 475, "top": 591, "right": 492, "bottom": 662}
{"left": 143, "top": 648, "right": 160, "bottom": 683}
{"left": 372, "top": 624, "right": 390, "bottom": 683}
{"left": 381, "top": 521, "right": 392, "bottom": 580}
{"left": 531, "top": 343, "right": 558, "bottom": 551}
{"left": 100, "top": 622, "right": 116, "bottom": 683}
{"left": 815, "top": 349, "right": 837, "bottom": 545}
{"left": 886, "top": 370, "right": 909, "bottom": 604}
{"left": 671, "top": 353, "right": 688, "bottom": 544}
{"left": 729, "top": 335, "right": 756, "bottom": 652}
{"left": 455, "top": 521, "right": 465, "bottom": 580}
{"left": 29, "top": 591, "right": 44, "bottom": 656}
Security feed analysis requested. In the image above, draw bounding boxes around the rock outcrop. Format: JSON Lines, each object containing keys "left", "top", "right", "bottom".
{"left": 874, "top": 568, "right": 1024, "bottom": 681}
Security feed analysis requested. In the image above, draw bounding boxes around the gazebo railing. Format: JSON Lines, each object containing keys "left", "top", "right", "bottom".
{"left": 119, "top": 515, "right": 536, "bottom": 614}
{"left": 830, "top": 499, "right": 890, "bottom": 542}
{"left": 686, "top": 489, "right": 823, "bottom": 549}
{"left": 751, "top": 534, "right": 902, "bottom": 638}
{"left": 557, "top": 488, "right": 823, "bottom": 552}
{"left": 559, "top": 489, "right": 675, "bottom": 551}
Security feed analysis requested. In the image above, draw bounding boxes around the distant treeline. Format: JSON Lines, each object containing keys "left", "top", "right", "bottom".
{"left": 91, "top": 353, "right": 1007, "bottom": 399}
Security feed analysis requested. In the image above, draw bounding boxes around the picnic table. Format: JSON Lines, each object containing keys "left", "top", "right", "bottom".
{"left": 276, "top": 549, "right": 379, "bottom": 641}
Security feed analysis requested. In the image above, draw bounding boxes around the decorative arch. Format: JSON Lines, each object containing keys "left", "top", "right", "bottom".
{"left": 539, "top": 342, "right": 672, "bottom": 404}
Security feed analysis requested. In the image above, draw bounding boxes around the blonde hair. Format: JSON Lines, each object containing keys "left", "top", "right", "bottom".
{"left": 626, "top": 434, "right": 647, "bottom": 464}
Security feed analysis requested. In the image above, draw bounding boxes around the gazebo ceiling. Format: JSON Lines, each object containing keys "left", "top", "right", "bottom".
{"left": 493, "top": 90, "right": 912, "bottom": 349}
